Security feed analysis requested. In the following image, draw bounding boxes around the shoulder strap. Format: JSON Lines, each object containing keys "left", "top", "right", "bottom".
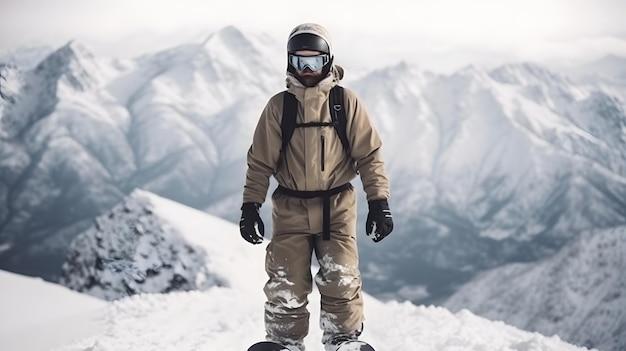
{"left": 280, "top": 86, "right": 350, "bottom": 158}
{"left": 330, "top": 86, "right": 351, "bottom": 154}
{"left": 281, "top": 91, "right": 298, "bottom": 155}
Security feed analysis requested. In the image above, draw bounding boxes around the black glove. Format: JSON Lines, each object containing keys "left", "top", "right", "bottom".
{"left": 366, "top": 199, "right": 393, "bottom": 242}
{"left": 240, "top": 202, "right": 264, "bottom": 244}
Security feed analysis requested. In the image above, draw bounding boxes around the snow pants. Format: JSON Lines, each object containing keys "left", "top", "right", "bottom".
{"left": 264, "top": 185, "right": 363, "bottom": 348}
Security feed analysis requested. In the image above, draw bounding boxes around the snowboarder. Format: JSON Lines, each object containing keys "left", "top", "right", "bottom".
{"left": 239, "top": 23, "right": 393, "bottom": 351}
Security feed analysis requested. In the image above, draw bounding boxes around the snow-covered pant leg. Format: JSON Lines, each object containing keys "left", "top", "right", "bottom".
{"left": 314, "top": 189, "right": 364, "bottom": 343}
{"left": 264, "top": 232, "right": 314, "bottom": 348}
{"left": 315, "top": 232, "right": 364, "bottom": 343}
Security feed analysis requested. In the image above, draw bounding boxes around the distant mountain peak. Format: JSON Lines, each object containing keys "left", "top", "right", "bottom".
{"left": 33, "top": 39, "right": 107, "bottom": 92}
{"left": 38, "top": 40, "right": 96, "bottom": 69}
{"left": 60, "top": 40, "right": 94, "bottom": 57}
{"left": 198, "top": 25, "right": 279, "bottom": 76}
{"left": 201, "top": 25, "right": 255, "bottom": 55}
{"left": 360, "top": 61, "right": 432, "bottom": 87}
{"left": 489, "top": 62, "right": 569, "bottom": 86}
{"left": 203, "top": 25, "right": 245, "bottom": 43}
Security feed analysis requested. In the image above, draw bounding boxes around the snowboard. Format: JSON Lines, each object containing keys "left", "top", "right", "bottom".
{"left": 334, "top": 340, "right": 376, "bottom": 351}
{"left": 247, "top": 341, "right": 290, "bottom": 351}
{"left": 246, "top": 340, "right": 375, "bottom": 351}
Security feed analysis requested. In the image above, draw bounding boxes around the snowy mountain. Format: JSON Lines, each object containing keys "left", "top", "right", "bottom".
{"left": 0, "top": 26, "right": 625, "bottom": 348}
{"left": 0, "top": 190, "right": 594, "bottom": 351}
{"left": 444, "top": 225, "right": 626, "bottom": 351}
{"left": 0, "top": 27, "right": 283, "bottom": 279}
{"left": 60, "top": 189, "right": 221, "bottom": 300}
{"left": 353, "top": 60, "right": 626, "bottom": 304}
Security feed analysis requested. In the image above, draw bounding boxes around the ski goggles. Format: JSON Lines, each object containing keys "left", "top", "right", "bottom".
{"left": 288, "top": 53, "right": 329, "bottom": 72}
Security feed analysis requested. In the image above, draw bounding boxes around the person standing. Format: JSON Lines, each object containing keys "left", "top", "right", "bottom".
{"left": 239, "top": 23, "right": 393, "bottom": 351}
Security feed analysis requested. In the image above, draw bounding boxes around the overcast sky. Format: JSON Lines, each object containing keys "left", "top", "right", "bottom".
{"left": 1, "top": 0, "right": 625, "bottom": 72}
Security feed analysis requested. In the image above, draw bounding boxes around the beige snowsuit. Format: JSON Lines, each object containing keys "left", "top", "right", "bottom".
{"left": 243, "top": 66, "right": 390, "bottom": 347}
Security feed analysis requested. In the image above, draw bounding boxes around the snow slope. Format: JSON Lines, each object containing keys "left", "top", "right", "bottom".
{"left": 0, "top": 190, "right": 593, "bottom": 351}
{"left": 0, "top": 270, "right": 106, "bottom": 351}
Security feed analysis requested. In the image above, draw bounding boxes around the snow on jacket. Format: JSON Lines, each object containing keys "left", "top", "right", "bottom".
{"left": 243, "top": 65, "right": 390, "bottom": 205}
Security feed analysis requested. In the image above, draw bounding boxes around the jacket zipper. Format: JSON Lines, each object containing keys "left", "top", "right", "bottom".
{"left": 320, "top": 135, "right": 325, "bottom": 172}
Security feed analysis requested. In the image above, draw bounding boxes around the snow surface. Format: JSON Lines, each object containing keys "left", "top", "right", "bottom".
{"left": 0, "top": 270, "right": 106, "bottom": 351}
{"left": 0, "top": 191, "right": 593, "bottom": 351}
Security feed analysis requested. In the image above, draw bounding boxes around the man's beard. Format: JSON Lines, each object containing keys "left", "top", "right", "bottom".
{"left": 295, "top": 71, "right": 324, "bottom": 87}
